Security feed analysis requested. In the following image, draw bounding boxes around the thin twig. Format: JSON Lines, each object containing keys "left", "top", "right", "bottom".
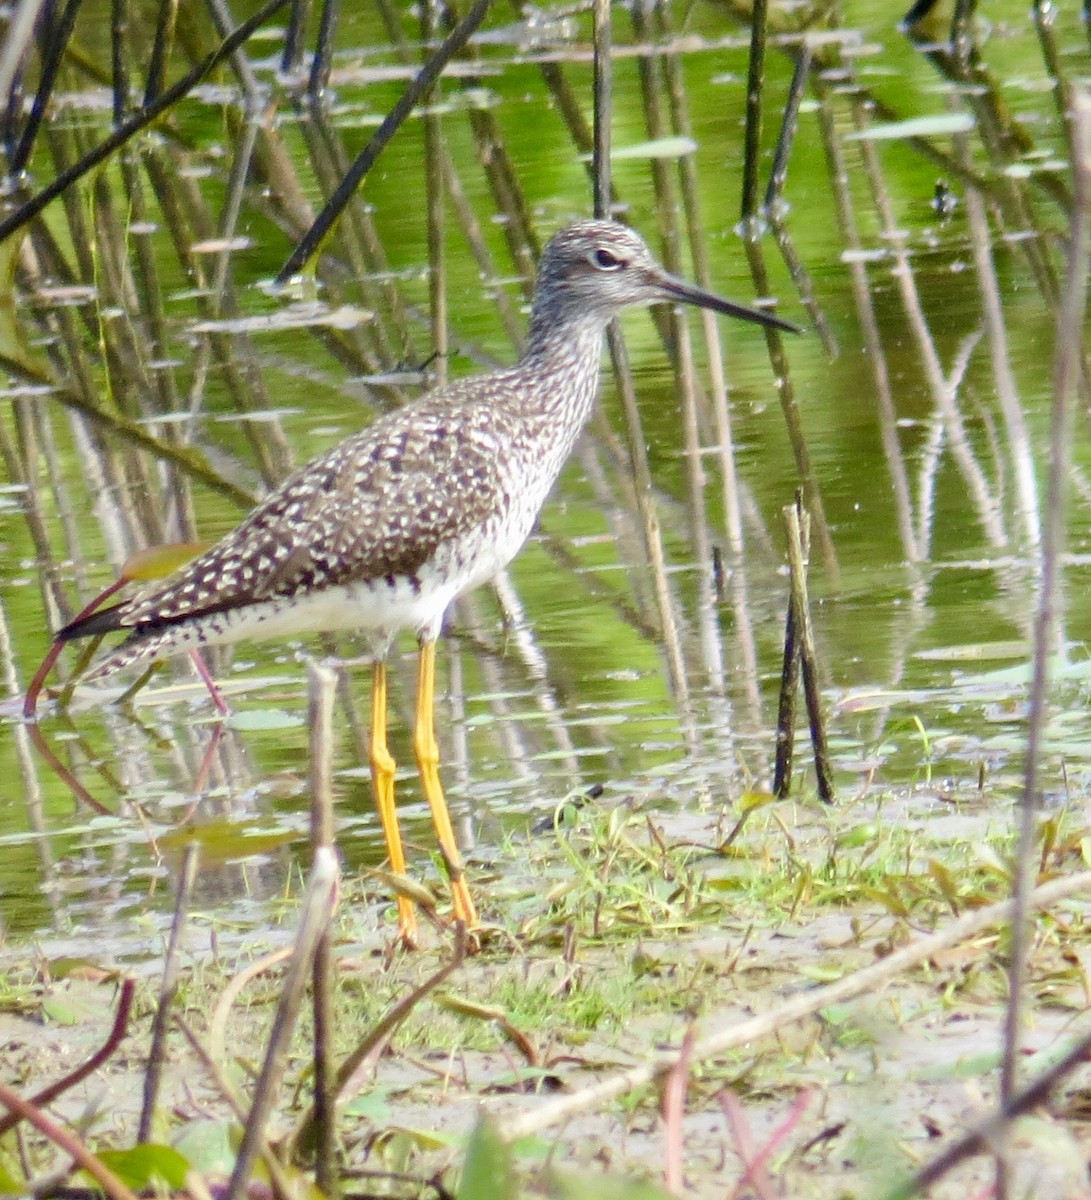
{"left": 1001, "top": 86, "right": 1091, "bottom": 1123}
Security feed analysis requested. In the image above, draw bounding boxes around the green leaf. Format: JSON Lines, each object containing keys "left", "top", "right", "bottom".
{"left": 171, "top": 1120, "right": 238, "bottom": 1177}
{"left": 457, "top": 1116, "right": 517, "bottom": 1200}
{"left": 96, "top": 1144, "right": 190, "bottom": 1190}
{"left": 159, "top": 818, "right": 296, "bottom": 863}
{"left": 226, "top": 708, "right": 305, "bottom": 731}
{"left": 41, "top": 995, "right": 82, "bottom": 1025}
{"left": 0, "top": 1161, "right": 27, "bottom": 1194}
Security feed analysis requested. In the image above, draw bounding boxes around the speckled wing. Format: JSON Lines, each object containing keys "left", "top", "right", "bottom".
{"left": 100, "top": 401, "right": 505, "bottom": 634}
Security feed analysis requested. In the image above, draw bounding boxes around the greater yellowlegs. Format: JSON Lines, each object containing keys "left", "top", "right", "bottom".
{"left": 56, "top": 218, "right": 799, "bottom": 944}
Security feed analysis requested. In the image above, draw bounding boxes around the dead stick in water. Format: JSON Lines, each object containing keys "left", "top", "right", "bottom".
{"left": 789, "top": 497, "right": 834, "bottom": 802}
{"left": 773, "top": 505, "right": 801, "bottom": 797}
{"left": 776, "top": 493, "right": 834, "bottom": 801}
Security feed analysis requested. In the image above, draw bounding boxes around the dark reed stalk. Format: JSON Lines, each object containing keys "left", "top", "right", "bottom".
{"left": 738, "top": 0, "right": 766, "bottom": 226}
{"left": 290, "top": 101, "right": 405, "bottom": 378}
{"left": 6, "top": 0, "right": 81, "bottom": 179}
{"left": 277, "top": 0, "right": 492, "bottom": 283}
{"left": 739, "top": 1, "right": 837, "bottom": 580}
{"left": 764, "top": 46, "right": 837, "bottom": 356}
{"left": 142, "top": 0, "right": 179, "bottom": 105}
{"left": 0, "top": 0, "right": 38, "bottom": 156}
{"left": 630, "top": 1, "right": 725, "bottom": 689}
{"left": 281, "top": 0, "right": 313, "bottom": 80}
{"left": 422, "top": 0, "right": 448, "bottom": 389}
{"left": 0, "top": 0, "right": 290, "bottom": 244}
{"left": 593, "top": 0, "right": 692, "bottom": 711}
{"left": 592, "top": 0, "right": 612, "bottom": 220}
{"left": 784, "top": 497, "right": 833, "bottom": 802}
{"left": 307, "top": 0, "right": 339, "bottom": 99}
{"left": 109, "top": 0, "right": 126, "bottom": 125}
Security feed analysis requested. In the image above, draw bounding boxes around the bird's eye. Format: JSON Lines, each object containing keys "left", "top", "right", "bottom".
{"left": 592, "top": 248, "right": 624, "bottom": 270}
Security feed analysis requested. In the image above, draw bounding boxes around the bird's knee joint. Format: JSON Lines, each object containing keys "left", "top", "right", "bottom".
{"left": 371, "top": 743, "right": 397, "bottom": 776}
{"left": 413, "top": 730, "right": 439, "bottom": 769}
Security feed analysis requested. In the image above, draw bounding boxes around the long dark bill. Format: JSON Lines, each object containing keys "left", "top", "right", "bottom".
{"left": 656, "top": 273, "right": 803, "bottom": 335}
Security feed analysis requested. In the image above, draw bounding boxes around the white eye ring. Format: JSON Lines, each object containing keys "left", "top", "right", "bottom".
{"left": 591, "top": 248, "right": 624, "bottom": 270}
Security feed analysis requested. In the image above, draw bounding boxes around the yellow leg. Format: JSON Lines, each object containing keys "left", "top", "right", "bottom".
{"left": 370, "top": 660, "right": 417, "bottom": 947}
{"left": 412, "top": 640, "right": 478, "bottom": 929}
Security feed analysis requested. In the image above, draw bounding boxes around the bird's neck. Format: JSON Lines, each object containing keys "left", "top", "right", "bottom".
{"left": 514, "top": 314, "right": 608, "bottom": 428}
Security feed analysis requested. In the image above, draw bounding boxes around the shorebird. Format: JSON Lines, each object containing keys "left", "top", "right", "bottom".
{"left": 55, "top": 218, "right": 799, "bottom": 944}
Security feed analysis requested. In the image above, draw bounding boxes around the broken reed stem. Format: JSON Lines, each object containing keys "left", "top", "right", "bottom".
{"left": 775, "top": 495, "right": 833, "bottom": 801}
{"left": 138, "top": 841, "right": 199, "bottom": 1142}
{"left": 773, "top": 523, "right": 800, "bottom": 798}
{"left": 308, "top": 662, "right": 340, "bottom": 1198}
{"left": 785, "top": 497, "right": 833, "bottom": 802}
